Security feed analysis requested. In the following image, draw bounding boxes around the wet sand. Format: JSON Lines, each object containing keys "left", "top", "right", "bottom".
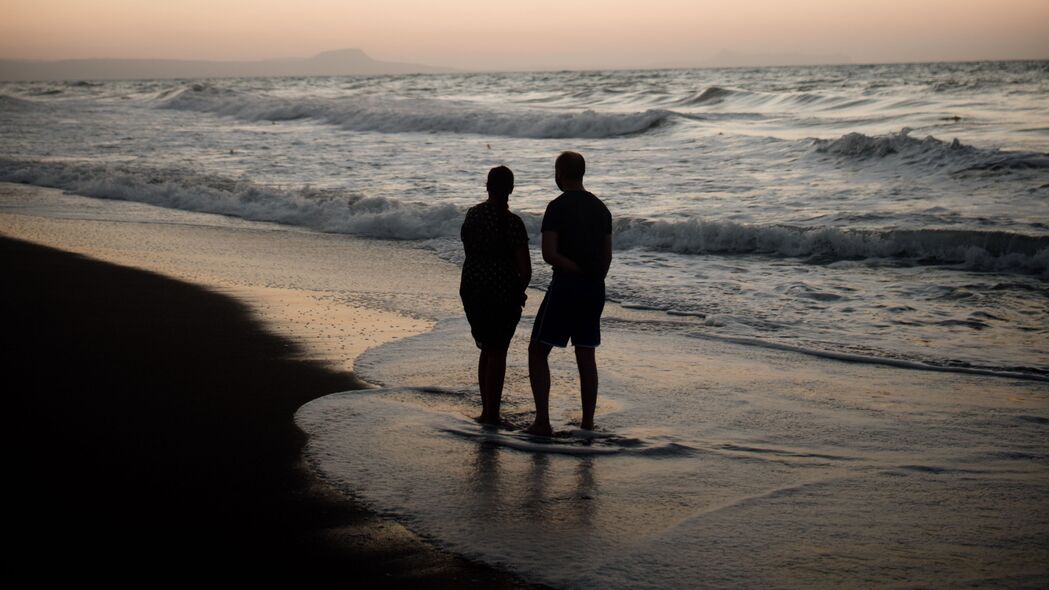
{"left": 4, "top": 234, "right": 537, "bottom": 585}
{"left": 5, "top": 183, "right": 1046, "bottom": 587}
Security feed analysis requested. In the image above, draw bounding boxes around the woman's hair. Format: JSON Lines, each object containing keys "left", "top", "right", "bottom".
{"left": 487, "top": 165, "right": 514, "bottom": 198}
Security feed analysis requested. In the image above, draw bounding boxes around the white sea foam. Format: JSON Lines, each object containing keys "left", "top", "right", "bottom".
{"left": 0, "top": 158, "right": 463, "bottom": 239}
{"left": 4, "top": 157, "right": 1045, "bottom": 275}
{"left": 614, "top": 216, "right": 1049, "bottom": 274}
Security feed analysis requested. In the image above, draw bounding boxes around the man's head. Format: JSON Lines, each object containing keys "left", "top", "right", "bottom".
{"left": 555, "top": 151, "right": 585, "bottom": 190}
{"left": 486, "top": 165, "right": 514, "bottom": 201}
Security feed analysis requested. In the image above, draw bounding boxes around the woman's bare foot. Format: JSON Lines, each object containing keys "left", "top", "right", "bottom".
{"left": 523, "top": 421, "right": 553, "bottom": 437}
{"left": 477, "top": 413, "right": 500, "bottom": 426}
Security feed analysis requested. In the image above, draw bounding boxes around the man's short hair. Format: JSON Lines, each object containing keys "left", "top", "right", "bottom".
{"left": 487, "top": 165, "right": 514, "bottom": 197}
{"left": 555, "top": 151, "right": 585, "bottom": 181}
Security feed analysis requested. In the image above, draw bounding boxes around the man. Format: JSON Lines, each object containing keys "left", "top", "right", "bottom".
{"left": 525, "top": 151, "right": 612, "bottom": 436}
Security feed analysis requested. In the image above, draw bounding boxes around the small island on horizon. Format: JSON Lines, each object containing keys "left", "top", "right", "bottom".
{"left": 0, "top": 47, "right": 896, "bottom": 83}
{"left": 3, "top": 47, "right": 1047, "bottom": 82}
{"left": 0, "top": 48, "right": 454, "bottom": 82}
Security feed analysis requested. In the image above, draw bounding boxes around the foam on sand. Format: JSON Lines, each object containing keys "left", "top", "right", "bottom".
{"left": 297, "top": 318, "right": 1049, "bottom": 589}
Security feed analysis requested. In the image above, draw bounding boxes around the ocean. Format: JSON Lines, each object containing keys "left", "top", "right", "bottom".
{"left": 2, "top": 61, "right": 1048, "bottom": 586}
{"left": 2, "top": 60, "right": 1046, "bottom": 378}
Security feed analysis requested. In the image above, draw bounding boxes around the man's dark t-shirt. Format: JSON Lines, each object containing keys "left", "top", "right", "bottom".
{"left": 541, "top": 190, "right": 612, "bottom": 281}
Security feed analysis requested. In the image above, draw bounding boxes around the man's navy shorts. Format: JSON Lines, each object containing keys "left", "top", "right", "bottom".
{"left": 531, "top": 272, "right": 605, "bottom": 348}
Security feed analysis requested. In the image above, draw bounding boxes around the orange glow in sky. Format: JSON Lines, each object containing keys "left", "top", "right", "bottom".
{"left": 3, "top": 0, "right": 1048, "bottom": 69}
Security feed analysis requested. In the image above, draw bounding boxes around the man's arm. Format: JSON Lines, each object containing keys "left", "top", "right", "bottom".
{"left": 541, "top": 231, "right": 581, "bottom": 274}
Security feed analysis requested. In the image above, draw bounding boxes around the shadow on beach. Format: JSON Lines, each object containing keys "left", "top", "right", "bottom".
{"left": 3, "top": 235, "right": 539, "bottom": 586}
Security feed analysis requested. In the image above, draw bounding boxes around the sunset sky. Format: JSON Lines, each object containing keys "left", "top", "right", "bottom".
{"left": 3, "top": 0, "right": 1048, "bottom": 70}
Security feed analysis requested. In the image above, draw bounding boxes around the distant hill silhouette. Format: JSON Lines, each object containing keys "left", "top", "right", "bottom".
{"left": 0, "top": 49, "right": 453, "bottom": 81}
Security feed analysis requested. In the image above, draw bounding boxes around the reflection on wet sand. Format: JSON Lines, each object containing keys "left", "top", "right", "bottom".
{"left": 472, "top": 440, "right": 601, "bottom": 529}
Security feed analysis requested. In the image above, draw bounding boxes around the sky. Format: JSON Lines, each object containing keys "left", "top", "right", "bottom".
{"left": 3, "top": 0, "right": 1048, "bottom": 70}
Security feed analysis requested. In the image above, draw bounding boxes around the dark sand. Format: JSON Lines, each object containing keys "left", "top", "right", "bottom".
{"left": 5, "top": 235, "right": 535, "bottom": 585}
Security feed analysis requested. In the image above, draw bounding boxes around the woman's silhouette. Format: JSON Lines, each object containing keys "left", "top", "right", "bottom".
{"left": 460, "top": 166, "right": 531, "bottom": 425}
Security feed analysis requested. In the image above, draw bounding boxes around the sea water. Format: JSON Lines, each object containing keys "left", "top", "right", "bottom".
{"left": 2, "top": 62, "right": 1048, "bottom": 586}
{"left": 1, "top": 61, "right": 1046, "bottom": 377}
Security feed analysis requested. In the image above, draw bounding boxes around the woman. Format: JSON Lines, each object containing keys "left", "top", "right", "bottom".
{"left": 460, "top": 165, "right": 531, "bottom": 425}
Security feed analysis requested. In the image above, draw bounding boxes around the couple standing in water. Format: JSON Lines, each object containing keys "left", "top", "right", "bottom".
{"left": 460, "top": 151, "right": 613, "bottom": 436}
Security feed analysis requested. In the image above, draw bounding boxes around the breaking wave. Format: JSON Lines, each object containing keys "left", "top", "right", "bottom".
{"left": 0, "top": 158, "right": 463, "bottom": 239}
{"left": 614, "top": 218, "right": 1049, "bottom": 275}
{"left": 3, "top": 157, "right": 1046, "bottom": 275}
{"left": 156, "top": 84, "right": 674, "bottom": 139}
{"left": 0, "top": 94, "right": 40, "bottom": 110}
{"left": 675, "top": 86, "right": 741, "bottom": 105}
{"left": 672, "top": 86, "right": 881, "bottom": 112}
{"left": 813, "top": 128, "right": 1049, "bottom": 173}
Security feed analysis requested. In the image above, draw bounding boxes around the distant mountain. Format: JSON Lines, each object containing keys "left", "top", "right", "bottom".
{"left": 655, "top": 50, "right": 852, "bottom": 69}
{"left": 0, "top": 49, "right": 454, "bottom": 82}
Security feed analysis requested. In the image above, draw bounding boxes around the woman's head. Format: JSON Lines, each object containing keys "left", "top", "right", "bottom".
{"left": 487, "top": 165, "right": 514, "bottom": 202}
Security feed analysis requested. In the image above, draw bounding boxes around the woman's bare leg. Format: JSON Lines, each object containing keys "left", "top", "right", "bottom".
{"left": 483, "top": 348, "right": 507, "bottom": 423}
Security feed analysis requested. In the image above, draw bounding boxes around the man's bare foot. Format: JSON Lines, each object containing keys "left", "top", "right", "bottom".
{"left": 580, "top": 419, "right": 594, "bottom": 431}
{"left": 523, "top": 421, "right": 553, "bottom": 437}
{"left": 476, "top": 414, "right": 500, "bottom": 426}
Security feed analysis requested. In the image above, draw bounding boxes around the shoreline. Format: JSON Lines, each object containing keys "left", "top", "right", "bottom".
{"left": 5, "top": 183, "right": 1047, "bottom": 586}
{"left": 4, "top": 234, "right": 538, "bottom": 584}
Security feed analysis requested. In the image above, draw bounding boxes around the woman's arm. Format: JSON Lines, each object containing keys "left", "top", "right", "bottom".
{"left": 514, "top": 243, "right": 531, "bottom": 295}
{"left": 460, "top": 210, "right": 478, "bottom": 255}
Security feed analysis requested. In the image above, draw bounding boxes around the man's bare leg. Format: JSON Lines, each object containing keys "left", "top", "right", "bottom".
{"left": 477, "top": 349, "right": 491, "bottom": 423}
{"left": 575, "top": 346, "right": 598, "bottom": 430}
{"left": 525, "top": 341, "right": 553, "bottom": 435}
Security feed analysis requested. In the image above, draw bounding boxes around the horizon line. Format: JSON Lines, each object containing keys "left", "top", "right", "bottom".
{"left": 1, "top": 51, "right": 1047, "bottom": 84}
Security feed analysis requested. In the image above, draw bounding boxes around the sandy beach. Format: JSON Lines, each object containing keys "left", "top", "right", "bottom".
{"left": 2, "top": 185, "right": 538, "bottom": 585}
{"left": 4, "top": 182, "right": 1047, "bottom": 587}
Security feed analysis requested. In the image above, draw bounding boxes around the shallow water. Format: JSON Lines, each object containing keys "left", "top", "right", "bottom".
{"left": 299, "top": 317, "right": 1049, "bottom": 589}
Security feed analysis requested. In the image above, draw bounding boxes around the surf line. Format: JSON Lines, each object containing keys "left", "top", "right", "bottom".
{"left": 685, "top": 331, "right": 1049, "bottom": 383}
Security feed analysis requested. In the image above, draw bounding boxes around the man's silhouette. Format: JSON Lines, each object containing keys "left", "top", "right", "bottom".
{"left": 525, "top": 152, "right": 612, "bottom": 436}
